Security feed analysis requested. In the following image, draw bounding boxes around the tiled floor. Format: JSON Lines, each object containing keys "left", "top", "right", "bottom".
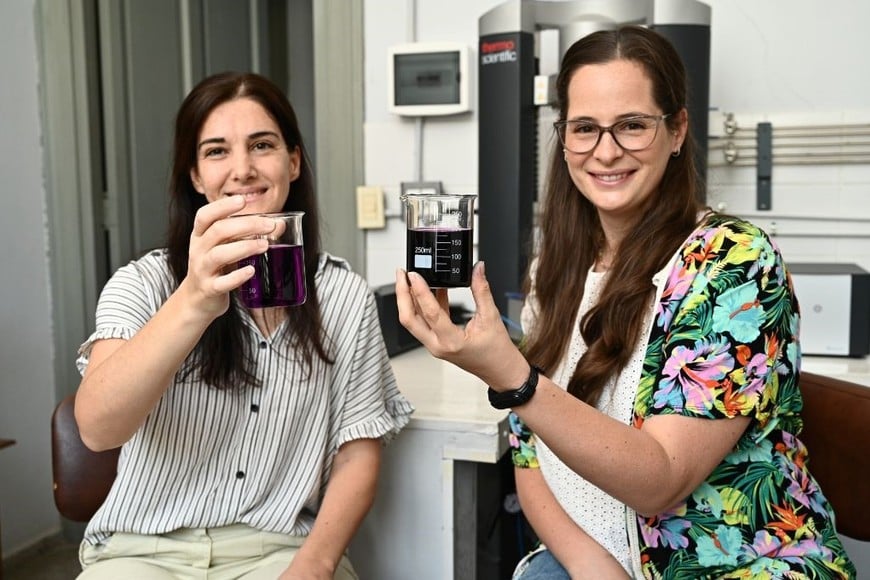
{"left": 4, "top": 534, "right": 80, "bottom": 580}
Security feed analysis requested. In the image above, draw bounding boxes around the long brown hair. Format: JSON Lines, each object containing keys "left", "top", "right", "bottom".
{"left": 167, "top": 71, "right": 332, "bottom": 390}
{"left": 522, "top": 26, "right": 704, "bottom": 404}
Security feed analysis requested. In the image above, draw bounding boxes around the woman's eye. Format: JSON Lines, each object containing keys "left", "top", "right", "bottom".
{"left": 618, "top": 120, "right": 648, "bottom": 133}
{"left": 573, "top": 123, "right": 597, "bottom": 135}
{"left": 203, "top": 147, "right": 226, "bottom": 158}
{"left": 252, "top": 141, "right": 275, "bottom": 151}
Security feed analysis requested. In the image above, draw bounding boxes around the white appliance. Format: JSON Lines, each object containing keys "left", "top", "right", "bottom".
{"left": 790, "top": 263, "right": 870, "bottom": 357}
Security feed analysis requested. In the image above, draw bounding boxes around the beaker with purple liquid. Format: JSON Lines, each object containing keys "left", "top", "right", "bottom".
{"left": 401, "top": 194, "right": 477, "bottom": 288}
{"left": 235, "top": 212, "right": 307, "bottom": 308}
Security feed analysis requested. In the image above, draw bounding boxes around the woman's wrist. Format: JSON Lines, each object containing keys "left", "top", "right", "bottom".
{"left": 486, "top": 353, "right": 534, "bottom": 393}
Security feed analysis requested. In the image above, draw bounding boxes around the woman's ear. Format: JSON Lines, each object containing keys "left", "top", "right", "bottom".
{"left": 190, "top": 168, "right": 205, "bottom": 194}
{"left": 288, "top": 146, "right": 302, "bottom": 183}
{"left": 673, "top": 108, "right": 689, "bottom": 151}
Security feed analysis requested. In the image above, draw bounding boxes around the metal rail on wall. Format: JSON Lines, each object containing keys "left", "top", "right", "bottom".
{"left": 708, "top": 112, "right": 870, "bottom": 210}
{"left": 709, "top": 113, "right": 870, "bottom": 167}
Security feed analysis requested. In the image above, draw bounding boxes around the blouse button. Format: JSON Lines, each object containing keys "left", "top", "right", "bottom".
{"left": 250, "top": 404, "right": 260, "bottom": 413}
{"left": 259, "top": 341, "right": 267, "bottom": 349}
{"left": 236, "top": 470, "right": 246, "bottom": 480}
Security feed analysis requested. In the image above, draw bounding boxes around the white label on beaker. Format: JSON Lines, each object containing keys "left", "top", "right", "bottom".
{"left": 414, "top": 255, "right": 433, "bottom": 269}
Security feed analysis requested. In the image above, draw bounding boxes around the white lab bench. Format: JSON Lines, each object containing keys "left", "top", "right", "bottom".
{"left": 349, "top": 350, "right": 870, "bottom": 579}
{"left": 349, "top": 348, "right": 512, "bottom": 580}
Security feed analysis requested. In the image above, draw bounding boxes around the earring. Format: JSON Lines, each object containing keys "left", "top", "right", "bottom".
{"left": 563, "top": 148, "right": 569, "bottom": 161}
{"left": 671, "top": 148, "right": 681, "bottom": 158}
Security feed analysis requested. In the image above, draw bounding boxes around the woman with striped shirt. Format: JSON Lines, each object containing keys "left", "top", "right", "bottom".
{"left": 73, "top": 72, "right": 413, "bottom": 580}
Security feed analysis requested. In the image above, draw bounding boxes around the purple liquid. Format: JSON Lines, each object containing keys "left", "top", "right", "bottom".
{"left": 406, "top": 228, "right": 473, "bottom": 288}
{"left": 238, "top": 244, "right": 307, "bottom": 308}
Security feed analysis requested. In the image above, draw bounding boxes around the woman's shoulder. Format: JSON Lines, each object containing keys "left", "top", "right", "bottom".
{"left": 683, "top": 212, "right": 780, "bottom": 259}
{"left": 97, "top": 249, "right": 174, "bottom": 311}
{"left": 696, "top": 212, "right": 769, "bottom": 237}
{"left": 314, "top": 252, "right": 371, "bottom": 297}
{"left": 109, "top": 249, "right": 174, "bottom": 285}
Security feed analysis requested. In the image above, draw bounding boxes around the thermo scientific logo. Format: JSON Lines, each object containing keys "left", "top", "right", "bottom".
{"left": 481, "top": 40, "right": 517, "bottom": 65}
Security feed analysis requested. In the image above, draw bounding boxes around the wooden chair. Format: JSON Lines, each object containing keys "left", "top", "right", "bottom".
{"left": 798, "top": 371, "right": 870, "bottom": 541}
{"left": 50, "top": 393, "right": 120, "bottom": 522}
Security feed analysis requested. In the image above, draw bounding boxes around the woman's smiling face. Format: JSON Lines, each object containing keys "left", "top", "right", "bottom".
{"left": 563, "top": 59, "right": 685, "bottom": 227}
{"left": 190, "top": 97, "right": 300, "bottom": 214}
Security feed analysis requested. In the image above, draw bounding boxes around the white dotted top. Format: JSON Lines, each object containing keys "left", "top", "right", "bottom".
{"left": 523, "top": 267, "right": 657, "bottom": 574}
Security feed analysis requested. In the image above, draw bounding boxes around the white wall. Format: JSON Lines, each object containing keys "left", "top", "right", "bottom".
{"left": 361, "top": 0, "right": 870, "bottom": 573}
{"left": 0, "top": 0, "right": 61, "bottom": 559}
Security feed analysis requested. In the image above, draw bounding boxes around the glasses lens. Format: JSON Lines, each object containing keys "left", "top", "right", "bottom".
{"left": 557, "top": 116, "right": 662, "bottom": 153}
{"left": 613, "top": 117, "right": 659, "bottom": 150}
{"left": 558, "top": 122, "right": 599, "bottom": 154}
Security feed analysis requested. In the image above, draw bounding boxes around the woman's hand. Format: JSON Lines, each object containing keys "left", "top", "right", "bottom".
{"left": 395, "top": 262, "right": 529, "bottom": 391}
{"left": 180, "top": 195, "right": 276, "bottom": 320}
{"left": 277, "top": 556, "right": 334, "bottom": 580}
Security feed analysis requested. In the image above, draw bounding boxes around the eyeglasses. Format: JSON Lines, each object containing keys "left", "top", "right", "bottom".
{"left": 554, "top": 114, "right": 671, "bottom": 154}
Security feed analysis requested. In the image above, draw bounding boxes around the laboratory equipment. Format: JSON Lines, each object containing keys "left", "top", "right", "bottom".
{"left": 401, "top": 193, "right": 477, "bottom": 288}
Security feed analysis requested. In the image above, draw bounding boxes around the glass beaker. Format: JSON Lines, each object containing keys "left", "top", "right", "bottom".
{"left": 234, "top": 211, "right": 307, "bottom": 308}
{"left": 400, "top": 193, "right": 477, "bottom": 288}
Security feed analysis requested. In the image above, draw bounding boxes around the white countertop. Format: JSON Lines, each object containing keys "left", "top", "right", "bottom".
{"left": 390, "top": 348, "right": 508, "bottom": 431}
{"left": 389, "top": 348, "right": 510, "bottom": 463}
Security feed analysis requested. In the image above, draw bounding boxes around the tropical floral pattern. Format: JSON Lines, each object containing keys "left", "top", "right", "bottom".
{"left": 510, "top": 215, "right": 856, "bottom": 578}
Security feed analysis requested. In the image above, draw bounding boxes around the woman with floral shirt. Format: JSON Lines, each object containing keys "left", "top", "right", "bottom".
{"left": 396, "top": 26, "right": 855, "bottom": 579}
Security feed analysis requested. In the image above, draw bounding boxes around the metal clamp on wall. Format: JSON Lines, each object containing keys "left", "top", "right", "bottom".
{"left": 756, "top": 122, "right": 772, "bottom": 210}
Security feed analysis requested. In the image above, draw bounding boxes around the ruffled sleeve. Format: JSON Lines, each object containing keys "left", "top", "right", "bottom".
{"left": 509, "top": 411, "right": 539, "bottom": 468}
{"left": 321, "top": 259, "right": 414, "bottom": 448}
{"left": 76, "top": 250, "right": 173, "bottom": 375}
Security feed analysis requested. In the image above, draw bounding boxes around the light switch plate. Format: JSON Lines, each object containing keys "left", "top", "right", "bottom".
{"left": 356, "top": 186, "right": 385, "bottom": 229}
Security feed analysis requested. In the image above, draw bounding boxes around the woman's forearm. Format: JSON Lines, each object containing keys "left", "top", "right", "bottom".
{"left": 516, "top": 468, "right": 629, "bottom": 578}
{"left": 75, "top": 284, "right": 215, "bottom": 450}
{"left": 290, "top": 438, "right": 381, "bottom": 573}
{"left": 514, "top": 378, "right": 749, "bottom": 516}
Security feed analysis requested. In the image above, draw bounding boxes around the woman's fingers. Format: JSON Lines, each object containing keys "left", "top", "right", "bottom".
{"left": 395, "top": 270, "right": 457, "bottom": 349}
{"left": 467, "top": 262, "right": 499, "bottom": 321}
{"left": 212, "top": 263, "right": 255, "bottom": 294}
{"left": 407, "top": 272, "right": 456, "bottom": 332}
{"left": 192, "top": 195, "right": 244, "bottom": 237}
{"left": 435, "top": 288, "right": 450, "bottom": 313}
{"left": 208, "top": 238, "right": 268, "bottom": 272}
{"left": 395, "top": 269, "right": 430, "bottom": 337}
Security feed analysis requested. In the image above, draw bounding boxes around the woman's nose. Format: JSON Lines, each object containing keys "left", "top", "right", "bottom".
{"left": 593, "top": 130, "right": 624, "bottom": 161}
{"left": 232, "top": 151, "right": 257, "bottom": 180}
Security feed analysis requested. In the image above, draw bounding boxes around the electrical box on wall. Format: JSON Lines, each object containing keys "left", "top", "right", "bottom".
{"left": 387, "top": 42, "right": 470, "bottom": 116}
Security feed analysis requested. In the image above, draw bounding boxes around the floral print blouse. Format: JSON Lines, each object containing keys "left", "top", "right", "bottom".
{"left": 510, "top": 215, "right": 856, "bottom": 578}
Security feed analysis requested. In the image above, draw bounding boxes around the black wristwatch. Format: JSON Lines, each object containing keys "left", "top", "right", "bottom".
{"left": 487, "top": 365, "right": 541, "bottom": 410}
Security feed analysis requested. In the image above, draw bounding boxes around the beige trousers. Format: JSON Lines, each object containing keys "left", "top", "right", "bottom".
{"left": 77, "top": 524, "right": 359, "bottom": 580}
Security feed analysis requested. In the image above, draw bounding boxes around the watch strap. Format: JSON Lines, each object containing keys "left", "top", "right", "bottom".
{"left": 487, "top": 365, "right": 541, "bottom": 410}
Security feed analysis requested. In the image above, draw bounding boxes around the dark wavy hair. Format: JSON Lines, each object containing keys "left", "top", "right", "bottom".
{"left": 166, "top": 71, "right": 332, "bottom": 390}
{"left": 522, "top": 26, "right": 705, "bottom": 404}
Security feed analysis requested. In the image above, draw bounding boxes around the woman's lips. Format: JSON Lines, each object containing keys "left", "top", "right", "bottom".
{"left": 226, "top": 190, "right": 266, "bottom": 202}
{"left": 591, "top": 171, "right": 633, "bottom": 184}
